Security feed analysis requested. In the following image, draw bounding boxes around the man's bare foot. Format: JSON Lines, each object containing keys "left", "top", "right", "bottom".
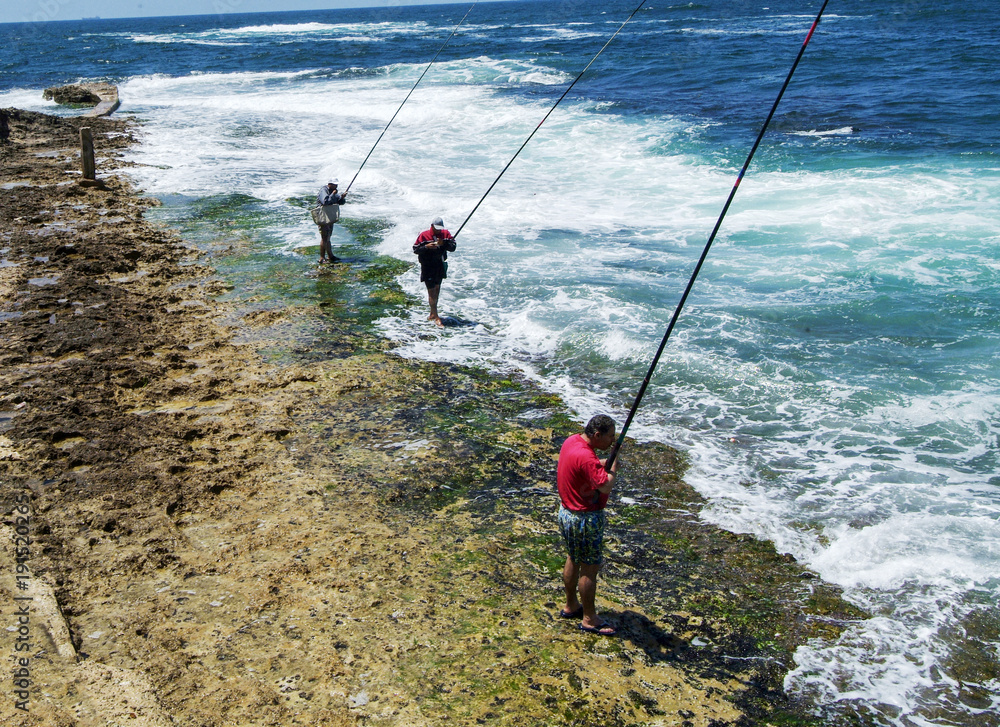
{"left": 427, "top": 313, "right": 436, "bottom": 320}
{"left": 558, "top": 605, "right": 584, "bottom": 619}
{"left": 579, "top": 620, "right": 616, "bottom": 636}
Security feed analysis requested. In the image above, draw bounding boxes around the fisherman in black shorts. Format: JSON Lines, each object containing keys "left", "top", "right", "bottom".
{"left": 412, "top": 217, "right": 456, "bottom": 327}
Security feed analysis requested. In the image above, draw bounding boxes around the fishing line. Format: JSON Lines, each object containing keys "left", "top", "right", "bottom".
{"left": 342, "top": 2, "right": 478, "bottom": 195}
{"left": 604, "top": 0, "right": 833, "bottom": 471}
{"left": 451, "top": 0, "right": 651, "bottom": 239}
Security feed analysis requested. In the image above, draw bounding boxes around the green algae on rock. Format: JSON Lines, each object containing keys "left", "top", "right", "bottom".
{"left": 0, "top": 109, "right": 870, "bottom": 727}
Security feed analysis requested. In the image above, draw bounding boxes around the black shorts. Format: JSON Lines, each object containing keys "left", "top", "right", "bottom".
{"left": 424, "top": 278, "right": 443, "bottom": 289}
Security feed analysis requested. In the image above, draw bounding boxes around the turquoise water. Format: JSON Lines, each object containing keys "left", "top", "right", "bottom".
{"left": 3, "top": 1, "right": 999, "bottom": 723}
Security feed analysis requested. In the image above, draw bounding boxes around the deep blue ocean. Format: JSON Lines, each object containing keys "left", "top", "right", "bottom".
{"left": 3, "top": 1, "right": 999, "bottom": 723}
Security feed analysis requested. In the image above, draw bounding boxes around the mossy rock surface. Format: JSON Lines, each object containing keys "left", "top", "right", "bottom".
{"left": 0, "top": 108, "right": 873, "bottom": 727}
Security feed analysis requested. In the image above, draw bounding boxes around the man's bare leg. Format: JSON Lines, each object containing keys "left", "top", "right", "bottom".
{"left": 319, "top": 225, "right": 333, "bottom": 263}
{"left": 565, "top": 558, "right": 612, "bottom": 632}
{"left": 578, "top": 562, "right": 602, "bottom": 627}
{"left": 563, "top": 556, "right": 582, "bottom": 615}
{"left": 577, "top": 562, "right": 614, "bottom": 634}
{"left": 427, "top": 283, "right": 443, "bottom": 326}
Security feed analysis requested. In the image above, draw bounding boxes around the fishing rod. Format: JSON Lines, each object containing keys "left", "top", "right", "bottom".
{"left": 604, "top": 0, "right": 833, "bottom": 472}
{"left": 342, "top": 2, "right": 478, "bottom": 196}
{"left": 451, "top": 0, "right": 651, "bottom": 240}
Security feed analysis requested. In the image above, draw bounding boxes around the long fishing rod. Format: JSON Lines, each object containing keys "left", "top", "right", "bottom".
{"left": 451, "top": 0, "right": 651, "bottom": 239}
{"left": 342, "top": 2, "right": 478, "bottom": 196}
{"left": 604, "top": 0, "right": 832, "bottom": 472}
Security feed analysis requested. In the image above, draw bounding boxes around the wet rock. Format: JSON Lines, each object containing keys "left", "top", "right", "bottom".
{"left": 43, "top": 84, "right": 102, "bottom": 106}
{"left": 0, "top": 108, "right": 866, "bottom": 727}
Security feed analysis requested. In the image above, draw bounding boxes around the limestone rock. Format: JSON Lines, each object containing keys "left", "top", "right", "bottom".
{"left": 43, "top": 84, "right": 102, "bottom": 105}
{"left": 42, "top": 82, "right": 120, "bottom": 116}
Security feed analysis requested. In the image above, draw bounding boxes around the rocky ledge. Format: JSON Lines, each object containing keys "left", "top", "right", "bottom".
{"left": 0, "top": 109, "right": 865, "bottom": 727}
{"left": 42, "top": 82, "right": 120, "bottom": 117}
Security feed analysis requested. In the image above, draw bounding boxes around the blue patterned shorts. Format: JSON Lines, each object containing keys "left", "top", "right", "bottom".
{"left": 558, "top": 506, "right": 606, "bottom": 566}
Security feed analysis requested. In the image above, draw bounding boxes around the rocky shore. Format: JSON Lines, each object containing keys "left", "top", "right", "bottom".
{"left": 0, "top": 109, "right": 865, "bottom": 726}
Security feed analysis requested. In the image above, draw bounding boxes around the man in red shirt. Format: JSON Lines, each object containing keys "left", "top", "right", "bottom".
{"left": 556, "top": 414, "right": 619, "bottom": 636}
{"left": 412, "top": 217, "right": 456, "bottom": 327}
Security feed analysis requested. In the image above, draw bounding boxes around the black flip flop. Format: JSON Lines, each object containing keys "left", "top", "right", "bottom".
{"left": 579, "top": 622, "right": 617, "bottom": 636}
